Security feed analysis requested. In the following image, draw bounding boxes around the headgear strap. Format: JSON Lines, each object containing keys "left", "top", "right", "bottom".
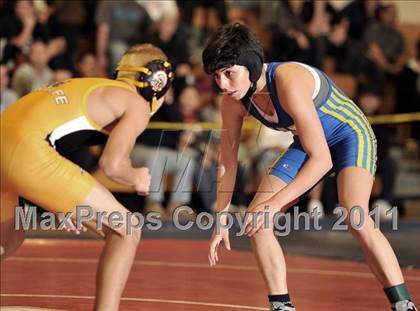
{"left": 209, "top": 50, "right": 263, "bottom": 99}
{"left": 114, "top": 60, "right": 174, "bottom": 114}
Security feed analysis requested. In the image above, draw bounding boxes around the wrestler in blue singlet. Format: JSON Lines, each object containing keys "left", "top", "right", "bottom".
{"left": 241, "top": 62, "right": 377, "bottom": 184}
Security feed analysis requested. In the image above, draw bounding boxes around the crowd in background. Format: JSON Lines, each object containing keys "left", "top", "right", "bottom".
{"left": 1, "top": 0, "right": 419, "bottom": 217}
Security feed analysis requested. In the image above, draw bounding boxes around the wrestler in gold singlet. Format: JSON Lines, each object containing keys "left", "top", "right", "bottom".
{"left": 1, "top": 78, "right": 135, "bottom": 221}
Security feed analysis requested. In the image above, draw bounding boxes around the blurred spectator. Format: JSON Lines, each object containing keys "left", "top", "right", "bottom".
{"left": 194, "top": 94, "right": 222, "bottom": 213}
{"left": 53, "top": 68, "right": 73, "bottom": 83}
{"left": 178, "top": 0, "right": 227, "bottom": 67}
{"left": 356, "top": 4, "right": 406, "bottom": 99}
{"left": 306, "top": 182, "right": 325, "bottom": 218}
{"left": 95, "top": 0, "right": 151, "bottom": 74}
{"left": 265, "top": 0, "right": 338, "bottom": 68}
{"left": 396, "top": 37, "right": 420, "bottom": 142}
{"left": 0, "top": 64, "right": 18, "bottom": 112}
{"left": 358, "top": 91, "right": 397, "bottom": 209}
{"left": 193, "top": 91, "right": 250, "bottom": 213}
{"left": 179, "top": 85, "right": 201, "bottom": 122}
{"left": 1, "top": 0, "right": 66, "bottom": 66}
{"left": 178, "top": 0, "right": 227, "bottom": 27}
{"left": 1, "top": 0, "right": 37, "bottom": 63}
{"left": 132, "top": 87, "right": 196, "bottom": 218}
{"left": 339, "top": 0, "right": 380, "bottom": 42}
{"left": 75, "top": 50, "right": 102, "bottom": 77}
{"left": 138, "top": 0, "right": 178, "bottom": 23}
{"left": 201, "top": 92, "right": 222, "bottom": 124}
{"left": 149, "top": 9, "right": 191, "bottom": 75}
{"left": 396, "top": 37, "right": 420, "bottom": 114}
{"left": 32, "top": 0, "right": 67, "bottom": 69}
{"left": 11, "top": 40, "right": 53, "bottom": 97}
{"left": 54, "top": 0, "right": 91, "bottom": 69}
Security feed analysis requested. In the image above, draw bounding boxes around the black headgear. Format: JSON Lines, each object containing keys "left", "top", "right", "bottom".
{"left": 114, "top": 59, "right": 174, "bottom": 114}
{"left": 204, "top": 50, "right": 263, "bottom": 99}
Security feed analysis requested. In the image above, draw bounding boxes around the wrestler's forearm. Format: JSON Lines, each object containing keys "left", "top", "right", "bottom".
{"left": 269, "top": 156, "right": 332, "bottom": 209}
{"left": 215, "top": 162, "right": 238, "bottom": 213}
{"left": 100, "top": 157, "right": 141, "bottom": 187}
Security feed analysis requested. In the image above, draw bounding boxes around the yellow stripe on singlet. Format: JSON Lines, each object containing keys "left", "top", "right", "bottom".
{"left": 320, "top": 104, "right": 365, "bottom": 168}
{"left": 331, "top": 86, "right": 377, "bottom": 174}
{"left": 328, "top": 91, "right": 372, "bottom": 173}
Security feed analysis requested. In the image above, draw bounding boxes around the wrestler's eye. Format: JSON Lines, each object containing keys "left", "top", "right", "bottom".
{"left": 225, "top": 70, "right": 233, "bottom": 78}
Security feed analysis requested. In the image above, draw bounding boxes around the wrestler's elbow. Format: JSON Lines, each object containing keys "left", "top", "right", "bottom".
{"left": 99, "top": 155, "right": 125, "bottom": 179}
{"left": 309, "top": 149, "right": 332, "bottom": 173}
{"left": 318, "top": 152, "right": 333, "bottom": 173}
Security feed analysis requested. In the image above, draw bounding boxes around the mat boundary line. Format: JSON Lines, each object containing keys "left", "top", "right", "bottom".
{"left": 0, "top": 293, "right": 267, "bottom": 310}
{"left": 5, "top": 256, "right": 420, "bottom": 281}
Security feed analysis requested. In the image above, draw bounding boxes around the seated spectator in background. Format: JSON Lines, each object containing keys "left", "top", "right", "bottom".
{"left": 179, "top": 0, "right": 227, "bottom": 67}
{"left": 149, "top": 9, "right": 191, "bottom": 76}
{"left": 179, "top": 85, "right": 201, "bottom": 123}
{"left": 75, "top": 50, "right": 102, "bottom": 78}
{"left": 396, "top": 37, "right": 420, "bottom": 142}
{"left": 53, "top": 0, "right": 91, "bottom": 70}
{"left": 195, "top": 94, "right": 223, "bottom": 213}
{"left": 11, "top": 40, "right": 53, "bottom": 97}
{"left": 32, "top": 0, "right": 67, "bottom": 69}
{"left": 263, "top": 0, "right": 310, "bottom": 63}
{"left": 1, "top": 0, "right": 66, "bottom": 67}
{"left": 177, "top": 83, "right": 218, "bottom": 214}
{"left": 0, "top": 65, "right": 18, "bottom": 112}
{"left": 132, "top": 86, "right": 196, "bottom": 219}
{"left": 356, "top": 4, "right": 406, "bottom": 103}
{"left": 339, "top": 0, "right": 380, "bottom": 42}
{"left": 95, "top": 0, "right": 151, "bottom": 75}
{"left": 138, "top": 0, "right": 177, "bottom": 23}
{"left": 264, "top": 0, "right": 337, "bottom": 68}
{"left": 336, "top": 0, "right": 380, "bottom": 72}
{"left": 358, "top": 90, "right": 397, "bottom": 215}
{"left": 1, "top": 0, "right": 37, "bottom": 63}
{"left": 53, "top": 67, "right": 73, "bottom": 83}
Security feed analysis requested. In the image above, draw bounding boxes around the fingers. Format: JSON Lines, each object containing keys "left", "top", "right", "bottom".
{"left": 57, "top": 214, "right": 87, "bottom": 235}
{"left": 244, "top": 214, "right": 264, "bottom": 237}
{"left": 69, "top": 220, "right": 87, "bottom": 235}
{"left": 208, "top": 237, "right": 221, "bottom": 266}
{"left": 208, "top": 244, "right": 217, "bottom": 266}
{"left": 66, "top": 220, "right": 81, "bottom": 235}
{"left": 222, "top": 234, "right": 231, "bottom": 251}
{"left": 136, "top": 167, "right": 151, "bottom": 195}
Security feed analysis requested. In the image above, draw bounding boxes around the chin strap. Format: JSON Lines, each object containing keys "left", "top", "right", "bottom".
{"left": 150, "top": 96, "right": 157, "bottom": 115}
{"left": 117, "top": 77, "right": 158, "bottom": 115}
{"left": 117, "top": 76, "right": 148, "bottom": 88}
{"left": 241, "top": 81, "right": 257, "bottom": 101}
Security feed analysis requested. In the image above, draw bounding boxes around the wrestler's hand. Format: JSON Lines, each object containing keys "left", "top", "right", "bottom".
{"left": 208, "top": 213, "right": 231, "bottom": 266}
{"left": 244, "top": 201, "right": 276, "bottom": 237}
{"left": 56, "top": 213, "right": 87, "bottom": 235}
{"left": 134, "top": 167, "right": 151, "bottom": 196}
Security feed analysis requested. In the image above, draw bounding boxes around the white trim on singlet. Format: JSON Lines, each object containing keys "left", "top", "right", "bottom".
{"left": 291, "top": 62, "right": 321, "bottom": 100}
{"left": 48, "top": 116, "right": 95, "bottom": 148}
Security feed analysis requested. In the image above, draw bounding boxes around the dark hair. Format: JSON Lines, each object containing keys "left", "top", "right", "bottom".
{"left": 202, "top": 23, "right": 264, "bottom": 78}
{"left": 75, "top": 50, "right": 95, "bottom": 64}
{"left": 375, "top": 4, "right": 393, "bottom": 21}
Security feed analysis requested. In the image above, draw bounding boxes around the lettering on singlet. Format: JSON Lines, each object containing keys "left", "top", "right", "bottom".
{"left": 44, "top": 80, "right": 71, "bottom": 105}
